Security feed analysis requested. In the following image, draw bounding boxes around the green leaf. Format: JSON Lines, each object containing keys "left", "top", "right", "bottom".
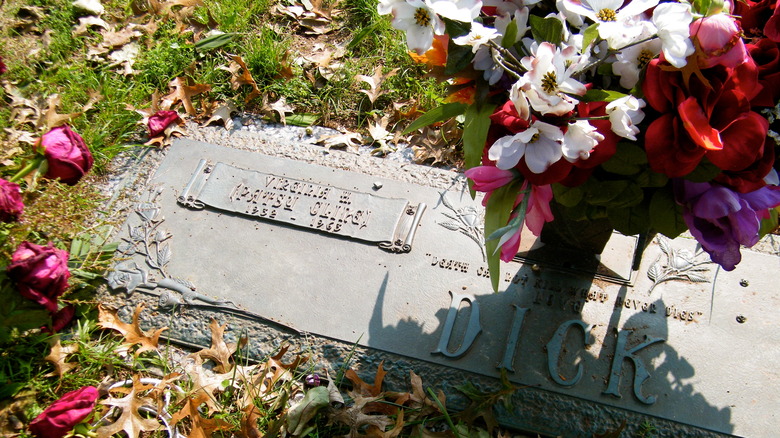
{"left": 552, "top": 183, "right": 583, "bottom": 207}
{"left": 463, "top": 103, "right": 496, "bottom": 170}
{"left": 582, "top": 23, "right": 600, "bottom": 49}
{"left": 649, "top": 189, "right": 687, "bottom": 238}
{"left": 286, "top": 386, "right": 330, "bottom": 436}
{"left": 485, "top": 180, "right": 523, "bottom": 292}
{"left": 195, "top": 33, "right": 237, "bottom": 51}
{"left": 601, "top": 143, "right": 647, "bottom": 175}
{"left": 403, "top": 103, "right": 468, "bottom": 134}
{"left": 759, "top": 208, "right": 779, "bottom": 237}
{"left": 586, "top": 180, "right": 644, "bottom": 208}
{"left": 444, "top": 18, "right": 471, "bottom": 37}
{"left": 287, "top": 113, "right": 319, "bottom": 126}
{"left": 578, "top": 88, "right": 628, "bottom": 103}
{"left": 529, "top": 15, "right": 563, "bottom": 46}
{"left": 501, "top": 20, "right": 518, "bottom": 48}
{"left": 683, "top": 158, "right": 720, "bottom": 182}
{"left": 445, "top": 40, "right": 474, "bottom": 75}
{"left": 607, "top": 202, "right": 650, "bottom": 235}
{"left": 634, "top": 168, "right": 668, "bottom": 187}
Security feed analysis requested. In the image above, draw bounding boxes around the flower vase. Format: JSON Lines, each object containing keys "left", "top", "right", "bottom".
{"left": 539, "top": 201, "right": 614, "bottom": 255}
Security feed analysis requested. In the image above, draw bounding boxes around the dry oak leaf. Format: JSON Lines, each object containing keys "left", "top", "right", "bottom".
{"left": 96, "top": 376, "right": 162, "bottom": 438}
{"left": 41, "top": 94, "right": 81, "bottom": 130}
{"left": 220, "top": 55, "right": 261, "bottom": 102}
{"left": 356, "top": 66, "right": 398, "bottom": 104}
{"left": 44, "top": 335, "right": 79, "bottom": 378}
{"left": 161, "top": 77, "right": 211, "bottom": 116}
{"left": 410, "top": 122, "right": 463, "bottom": 167}
{"left": 316, "top": 131, "right": 363, "bottom": 151}
{"left": 182, "top": 356, "right": 236, "bottom": 414}
{"left": 346, "top": 361, "right": 386, "bottom": 397}
{"left": 259, "top": 94, "right": 293, "bottom": 125}
{"left": 204, "top": 101, "right": 237, "bottom": 130}
{"left": 72, "top": 16, "right": 109, "bottom": 36}
{"left": 328, "top": 393, "right": 393, "bottom": 438}
{"left": 189, "top": 319, "right": 245, "bottom": 373}
{"left": 171, "top": 392, "right": 231, "bottom": 438}
{"left": 97, "top": 303, "right": 168, "bottom": 356}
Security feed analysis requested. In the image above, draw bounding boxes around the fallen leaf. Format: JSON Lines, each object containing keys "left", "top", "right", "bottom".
{"left": 161, "top": 77, "right": 211, "bottom": 116}
{"left": 238, "top": 404, "right": 264, "bottom": 438}
{"left": 367, "top": 115, "right": 395, "bottom": 156}
{"left": 204, "top": 102, "right": 237, "bottom": 130}
{"left": 259, "top": 95, "right": 293, "bottom": 125}
{"left": 219, "top": 56, "right": 261, "bottom": 102}
{"left": 101, "top": 26, "right": 143, "bottom": 48}
{"left": 72, "top": 0, "right": 105, "bottom": 15}
{"left": 316, "top": 131, "right": 363, "bottom": 151}
{"left": 96, "top": 376, "right": 162, "bottom": 438}
{"left": 190, "top": 319, "right": 241, "bottom": 373}
{"left": 328, "top": 393, "right": 393, "bottom": 438}
{"left": 108, "top": 42, "right": 140, "bottom": 75}
{"left": 346, "top": 362, "right": 386, "bottom": 397}
{"left": 356, "top": 66, "right": 398, "bottom": 104}
{"left": 97, "top": 303, "right": 168, "bottom": 356}
{"left": 44, "top": 336, "right": 79, "bottom": 379}
{"left": 410, "top": 121, "right": 463, "bottom": 167}
{"left": 182, "top": 356, "right": 237, "bottom": 413}
{"left": 73, "top": 16, "right": 110, "bottom": 36}
{"left": 171, "top": 391, "right": 232, "bottom": 438}
{"left": 42, "top": 95, "right": 82, "bottom": 130}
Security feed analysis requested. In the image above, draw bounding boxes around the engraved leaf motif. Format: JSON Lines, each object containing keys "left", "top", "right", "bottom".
{"left": 157, "top": 244, "right": 172, "bottom": 268}
{"left": 129, "top": 225, "right": 145, "bottom": 242}
{"left": 657, "top": 235, "right": 672, "bottom": 256}
{"left": 647, "top": 263, "right": 662, "bottom": 282}
{"left": 173, "top": 277, "right": 195, "bottom": 290}
{"left": 438, "top": 221, "right": 461, "bottom": 231}
{"left": 682, "top": 273, "right": 710, "bottom": 283}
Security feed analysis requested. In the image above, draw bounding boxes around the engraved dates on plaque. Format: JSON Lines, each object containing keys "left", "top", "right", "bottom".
{"left": 177, "top": 159, "right": 426, "bottom": 253}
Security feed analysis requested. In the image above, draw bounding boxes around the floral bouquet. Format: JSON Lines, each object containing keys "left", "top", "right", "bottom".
{"left": 379, "top": 0, "right": 780, "bottom": 288}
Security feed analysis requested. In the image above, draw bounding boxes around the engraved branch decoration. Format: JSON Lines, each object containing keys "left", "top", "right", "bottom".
{"left": 109, "top": 187, "right": 236, "bottom": 309}
{"left": 647, "top": 235, "right": 713, "bottom": 294}
{"left": 437, "top": 193, "right": 486, "bottom": 261}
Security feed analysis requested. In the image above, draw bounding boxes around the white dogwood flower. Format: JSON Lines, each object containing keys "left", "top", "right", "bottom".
{"left": 453, "top": 22, "right": 500, "bottom": 53}
{"left": 652, "top": 2, "right": 694, "bottom": 68}
{"left": 387, "top": 0, "right": 482, "bottom": 54}
{"left": 560, "top": 0, "right": 660, "bottom": 48}
{"left": 518, "top": 42, "right": 586, "bottom": 116}
{"left": 562, "top": 120, "right": 604, "bottom": 162}
{"left": 606, "top": 95, "right": 646, "bottom": 140}
{"left": 488, "top": 120, "right": 564, "bottom": 173}
{"left": 612, "top": 21, "right": 661, "bottom": 89}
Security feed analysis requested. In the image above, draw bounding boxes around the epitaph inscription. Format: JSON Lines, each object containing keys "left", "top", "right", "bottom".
{"left": 109, "top": 140, "right": 780, "bottom": 437}
{"left": 178, "top": 160, "right": 427, "bottom": 252}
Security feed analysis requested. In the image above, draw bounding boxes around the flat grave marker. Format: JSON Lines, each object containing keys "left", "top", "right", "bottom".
{"left": 108, "top": 139, "right": 780, "bottom": 437}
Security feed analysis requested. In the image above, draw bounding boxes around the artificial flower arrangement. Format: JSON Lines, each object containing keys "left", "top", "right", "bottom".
{"left": 380, "top": 0, "right": 780, "bottom": 289}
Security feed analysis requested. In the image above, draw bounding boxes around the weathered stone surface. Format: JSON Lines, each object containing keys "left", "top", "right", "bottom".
{"left": 106, "top": 138, "right": 780, "bottom": 437}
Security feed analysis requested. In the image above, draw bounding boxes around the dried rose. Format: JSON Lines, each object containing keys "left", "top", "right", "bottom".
{"left": 0, "top": 177, "right": 24, "bottom": 222}
{"left": 7, "top": 242, "right": 71, "bottom": 313}
{"left": 148, "top": 110, "right": 181, "bottom": 137}
{"left": 0, "top": 56, "right": 6, "bottom": 75}
{"left": 39, "top": 125, "right": 93, "bottom": 185}
{"left": 28, "top": 386, "right": 98, "bottom": 438}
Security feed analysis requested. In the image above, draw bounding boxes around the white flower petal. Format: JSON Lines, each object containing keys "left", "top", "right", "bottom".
{"left": 489, "top": 135, "right": 526, "bottom": 169}
{"left": 525, "top": 138, "right": 563, "bottom": 173}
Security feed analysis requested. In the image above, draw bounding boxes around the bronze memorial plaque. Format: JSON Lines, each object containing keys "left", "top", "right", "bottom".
{"left": 108, "top": 139, "right": 780, "bottom": 437}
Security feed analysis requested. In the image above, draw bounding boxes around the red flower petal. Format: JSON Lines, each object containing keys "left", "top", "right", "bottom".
{"left": 678, "top": 97, "right": 724, "bottom": 151}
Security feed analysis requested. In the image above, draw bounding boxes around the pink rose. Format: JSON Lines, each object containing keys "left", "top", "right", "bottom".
{"left": 691, "top": 14, "right": 749, "bottom": 68}
{"left": 40, "top": 125, "right": 93, "bottom": 185}
{"left": 0, "top": 178, "right": 24, "bottom": 222}
{"left": 147, "top": 110, "right": 181, "bottom": 137}
{"left": 29, "top": 386, "right": 98, "bottom": 438}
{"left": 7, "top": 242, "right": 70, "bottom": 313}
{"left": 465, "top": 166, "right": 517, "bottom": 192}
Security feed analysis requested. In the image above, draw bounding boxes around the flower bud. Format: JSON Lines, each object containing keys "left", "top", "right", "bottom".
{"left": 40, "top": 125, "right": 93, "bottom": 185}
{"left": 691, "top": 14, "right": 748, "bottom": 68}
{"left": 0, "top": 178, "right": 24, "bottom": 222}
{"left": 29, "top": 386, "right": 98, "bottom": 438}
{"left": 7, "top": 242, "right": 71, "bottom": 313}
